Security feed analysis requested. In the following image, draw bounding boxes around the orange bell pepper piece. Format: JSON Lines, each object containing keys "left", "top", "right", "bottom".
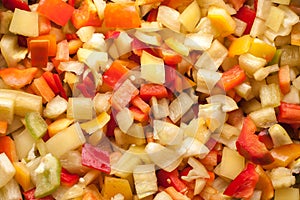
{"left": 0, "top": 136, "right": 18, "bottom": 162}
{"left": 28, "top": 34, "right": 57, "bottom": 57}
{"left": 30, "top": 76, "right": 55, "bottom": 103}
{"left": 0, "top": 67, "right": 38, "bottom": 89}
{"left": 30, "top": 40, "right": 49, "bottom": 68}
{"left": 104, "top": 2, "right": 141, "bottom": 29}
{"left": 255, "top": 165, "right": 274, "bottom": 200}
{"left": 278, "top": 65, "right": 291, "bottom": 95}
{"left": 263, "top": 143, "right": 300, "bottom": 170}
{"left": 71, "top": 0, "right": 102, "bottom": 29}
{"left": 131, "top": 96, "right": 151, "bottom": 114}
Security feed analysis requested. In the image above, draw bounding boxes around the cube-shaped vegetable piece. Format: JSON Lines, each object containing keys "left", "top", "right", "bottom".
{"left": 67, "top": 97, "right": 93, "bottom": 120}
{"left": 0, "top": 153, "right": 16, "bottom": 188}
{"left": 102, "top": 176, "right": 133, "bottom": 200}
{"left": 12, "top": 129, "right": 36, "bottom": 160}
{"left": 46, "top": 122, "right": 86, "bottom": 158}
{"left": 265, "top": 6, "right": 285, "bottom": 32}
{"left": 259, "top": 83, "right": 281, "bottom": 108}
{"left": 248, "top": 38, "right": 276, "bottom": 62}
{"left": 9, "top": 8, "right": 39, "bottom": 37}
{"left": 104, "top": 2, "right": 141, "bottom": 29}
{"left": 13, "top": 162, "right": 32, "bottom": 191}
{"left": 207, "top": 6, "right": 236, "bottom": 37}
{"left": 133, "top": 164, "right": 158, "bottom": 199}
{"left": 219, "top": 147, "right": 245, "bottom": 180}
{"left": 179, "top": 0, "right": 201, "bottom": 32}
{"left": 141, "top": 51, "right": 165, "bottom": 84}
{"left": 249, "top": 107, "right": 277, "bottom": 128}
{"left": 0, "top": 178, "right": 22, "bottom": 200}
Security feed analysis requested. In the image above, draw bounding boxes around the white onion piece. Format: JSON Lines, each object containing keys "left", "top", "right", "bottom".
{"left": 145, "top": 142, "right": 182, "bottom": 172}
{"left": 116, "top": 108, "right": 134, "bottom": 133}
{"left": 43, "top": 95, "right": 68, "bottom": 119}
{"left": 206, "top": 94, "right": 238, "bottom": 112}
{"left": 157, "top": 6, "right": 181, "bottom": 33}
{"left": 134, "top": 30, "right": 162, "bottom": 46}
{"left": 180, "top": 137, "right": 209, "bottom": 159}
{"left": 153, "top": 120, "right": 182, "bottom": 145}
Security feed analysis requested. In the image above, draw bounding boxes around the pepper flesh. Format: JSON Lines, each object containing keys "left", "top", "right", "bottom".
{"left": 236, "top": 117, "right": 274, "bottom": 165}
{"left": 277, "top": 102, "right": 300, "bottom": 124}
{"left": 224, "top": 163, "right": 259, "bottom": 199}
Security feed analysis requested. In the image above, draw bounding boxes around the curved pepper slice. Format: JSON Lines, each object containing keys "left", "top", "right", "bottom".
{"left": 34, "top": 153, "right": 61, "bottom": 198}
{"left": 263, "top": 143, "right": 300, "bottom": 170}
{"left": 236, "top": 117, "right": 274, "bottom": 165}
{"left": 0, "top": 67, "right": 38, "bottom": 89}
{"left": 224, "top": 163, "right": 259, "bottom": 199}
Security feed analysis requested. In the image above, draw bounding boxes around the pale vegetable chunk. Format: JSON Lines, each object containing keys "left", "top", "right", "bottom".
{"left": 268, "top": 167, "right": 295, "bottom": 189}
{"left": 274, "top": 188, "right": 299, "bottom": 200}
{"left": 102, "top": 176, "right": 133, "bottom": 200}
{"left": 219, "top": 147, "right": 245, "bottom": 180}
{"left": 0, "top": 153, "right": 16, "bottom": 188}
{"left": 179, "top": 0, "right": 201, "bottom": 32}
{"left": 141, "top": 51, "right": 165, "bottom": 84}
{"left": 46, "top": 122, "right": 86, "bottom": 158}
{"left": 268, "top": 124, "right": 293, "bottom": 147}
{"left": 9, "top": 9, "right": 38, "bottom": 37}
{"left": 133, "top": 164, "right": 158, "bottom": 199}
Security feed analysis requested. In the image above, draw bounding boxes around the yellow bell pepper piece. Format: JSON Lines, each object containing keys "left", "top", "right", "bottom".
{"left": 228, "top": 35, "right": 253, "bottom": 57}
{"left": 48, "top": 118, "right": 74, "bottom": 137}
{"left": 13, "top": 162, "right": 32, "bottom": 191}
{"left": 80, "top": 112, "right": 110, "bottom": 134}
{"left": 248, "top": 38, "right": 276, "bottom": 62}
{"left": 207, "top": 6, "right": 236, "bottom": 37}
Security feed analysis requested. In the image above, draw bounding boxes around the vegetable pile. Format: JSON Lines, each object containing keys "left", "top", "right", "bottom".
{"left": 0, "top": 0, "right": 300, "bottom": 199}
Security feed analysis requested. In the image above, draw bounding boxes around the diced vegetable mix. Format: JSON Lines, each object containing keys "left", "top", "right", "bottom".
{"left": 1, "top": 0, "right": 300, "bottom": 199}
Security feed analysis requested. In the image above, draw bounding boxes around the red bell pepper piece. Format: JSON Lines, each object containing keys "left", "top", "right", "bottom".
{"left": 157, "top": 169, "right": 188, "bottom": 193}
{"left": 60, "top": 168, "right": 79, "bottom": 187}
{"left": 23, "top": 188, "right": 54, "bottom": 200}
{"left": 234, "top": 6, "right": 256, "bottom": 35}
{"left": 37, "top": 0, "right": 75, "bottom": 26}
{"left": 0, "top": 67, "right": 38, "bottom": 89}
{"left": 218, "top": 65, "right": 246, "bottom": 92}
{"left": 258, "top": 130, "right": 274, "bottom": 150}
{"left": 102, "top": 60, "right": 129, "bottom": 89}
{"left": 76, "top": 74, "right": 96, "bottom": 98}
{"left": 139, "top": 83, "right": 169, "bottom": 101}
{"left": 129, "top": 106, "right": 149, "bottom": 122}
{"left": 236, "top": 117, "right": 274, "bottom": 165}
{"left": 223, "top": 163, "right": 259, "bottom": 199}
{"left": 2, "top": 0, "right": 30, "bottom": 11}
{"left": 106, "top": 112, "right": 117, "bottom": 137}
{"left": 277, "top": 102, "right": 300, "bottom": 124}
{"left": 81, "top": 143, "right": 111, "bottom": 174}
{"left": 42, "top": 71, "right": 60, "bottom": 95}
{"left": 160, "top": 49, "right": 182, "bottom": 65}
{"left": 71, "top": 0, "right": 102, "bottom": 29}
{"left": 53, "top": 73, "right": 68, "bottom": 99}
{"left": 68, "top": 0, "right": 76, "bottom": 7}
